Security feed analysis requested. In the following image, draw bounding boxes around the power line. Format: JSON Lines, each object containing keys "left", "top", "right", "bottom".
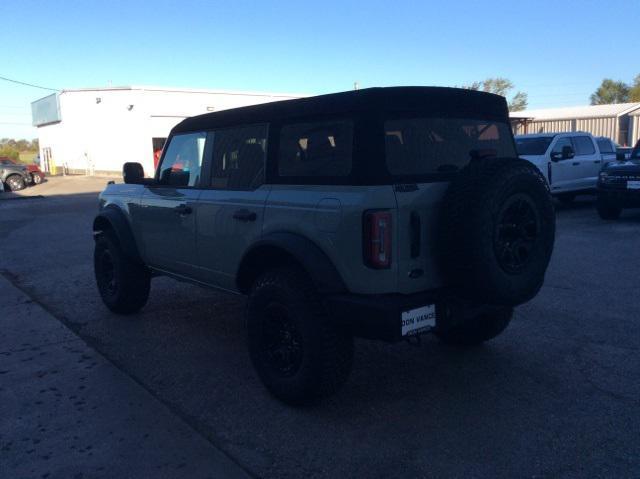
{"left": 0, "top": 74, "right": 58, "bottom": 91}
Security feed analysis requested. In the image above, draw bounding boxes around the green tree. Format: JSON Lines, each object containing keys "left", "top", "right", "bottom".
{"left": 590, "top": 79, "right": 630, "bottom": 104}
{"left": 0, "top": 145, "right": 20, "bottom": 161}
{"left": 629, "top": 74, "right": 640, "bottom": 102}
{"left": 508, "top": 91, "right": 528, "bottom": 112}
{"left": 465, "top": 77, "right": 528, "bottom": 112}
{"left": 15, "top": 139, "right": 29, "bottom": 151}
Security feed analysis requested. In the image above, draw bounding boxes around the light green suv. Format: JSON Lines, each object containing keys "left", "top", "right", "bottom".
{"left": 93, "top": 87, "right": 556, "bottom": 405}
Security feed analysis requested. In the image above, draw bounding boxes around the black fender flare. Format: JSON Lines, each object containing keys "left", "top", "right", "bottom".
{"left": 93, "top": 206, "right": 143, "bottom": 264}
{"left": 236, "top": 232, "right": 347, "bottom": 295}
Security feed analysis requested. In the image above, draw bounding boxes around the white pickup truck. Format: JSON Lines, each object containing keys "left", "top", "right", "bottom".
{"left": 515, "top": 132, "right": 619, "bottom": 203}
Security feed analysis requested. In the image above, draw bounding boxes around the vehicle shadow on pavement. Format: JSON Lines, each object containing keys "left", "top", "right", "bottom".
{"left": 553, "top": 195, "right": 596, "bottom": 211}
{"left": 2, "top": 189, "right": 638, "bottom": 478}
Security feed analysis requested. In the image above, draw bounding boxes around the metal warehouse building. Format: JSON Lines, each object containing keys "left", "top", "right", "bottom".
{"left": 511, "top": 102, "right": 640, "bottom": 146}
{"left": 31, "top": 86, "right": 305, "bottom": 176}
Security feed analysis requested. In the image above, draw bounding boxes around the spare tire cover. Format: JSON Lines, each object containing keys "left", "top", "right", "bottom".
{"left": 437, "top": 157, "right": 555, "bottom": 306}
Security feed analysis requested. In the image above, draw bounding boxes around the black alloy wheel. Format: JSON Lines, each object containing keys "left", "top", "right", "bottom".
{"left": 494, "top": 193, "right": 540, "bottom": 274}
{"left": 97, "top": 248, "right": 118, "bottom": 298}
{"left": 261, "top": 302, "right": 304, "bottom": 377}
{"left": 93, "top": 233, "right": 150, "bottom": 314}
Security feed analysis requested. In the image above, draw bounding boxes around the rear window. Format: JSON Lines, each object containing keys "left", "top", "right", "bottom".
{"left": 515, "top": 137, "right": 553, "bottom": 155}
{"left": 384, "top": 118, "right": 516, "bottom": 176}
{"left": 596, "top": 139, "right": 614, "bottom": 153}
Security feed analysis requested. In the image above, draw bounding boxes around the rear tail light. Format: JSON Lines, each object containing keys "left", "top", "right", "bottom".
{"left": 363, "top": 210, "right": 392, "bottom": 269}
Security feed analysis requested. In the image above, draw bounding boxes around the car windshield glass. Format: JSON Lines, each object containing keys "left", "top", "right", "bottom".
{"left": 515, "top": 137, "right": 553, "bottom": 155}
{"left": 384, "top": 118, "right": 516, "bottom": 176}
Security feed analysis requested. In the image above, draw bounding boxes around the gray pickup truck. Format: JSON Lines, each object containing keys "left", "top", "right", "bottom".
{"left": 93, "top": 87, "right": 556, "bottom": 404}
{"left": 0, "top": 158, "right": 31, "bottom": 191}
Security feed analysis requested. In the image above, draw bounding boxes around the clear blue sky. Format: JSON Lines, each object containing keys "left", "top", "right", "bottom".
{"left": 1, "top": 0, "right": 638, "bottom": 139}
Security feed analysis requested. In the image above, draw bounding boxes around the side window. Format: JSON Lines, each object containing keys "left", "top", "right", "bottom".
{"left": 211, "top": 124, "right": 267, "bottom": 190}
{"left": 158, "top": 132, "right": 206, "bottom": 187}
{"left": 551, "top": 137, "right": 572, "bottom": 157}
{"left": 278, "top": 120, "right": 353, "bottom": 177}
{"left": 596, "top": 139, "right": 614, "bottom": 153}
{"left": 572, "top": 136, "right": 596, "bottom": 156}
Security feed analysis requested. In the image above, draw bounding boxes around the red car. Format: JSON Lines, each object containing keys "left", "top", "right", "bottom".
{"left": 0, "top": 157, "right": 45, "bottom": 185}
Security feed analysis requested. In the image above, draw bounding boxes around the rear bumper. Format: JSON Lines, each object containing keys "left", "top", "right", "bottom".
{"left": 325, "top": 290, "right": 499, "bottom": 342}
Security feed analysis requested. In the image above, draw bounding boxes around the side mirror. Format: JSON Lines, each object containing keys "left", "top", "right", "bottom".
{"left": 123, "top": 162, "right": 144, "bottom": 184}
{"left": 562, "top": 145, "right": 575, "bottom": 159}
{"left": 616, "top": 152, "right": 626, "bottom": 161}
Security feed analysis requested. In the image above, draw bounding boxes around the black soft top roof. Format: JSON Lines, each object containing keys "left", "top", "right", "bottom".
{"left": 172, "top": 86, "right": 509, "bottom": 134}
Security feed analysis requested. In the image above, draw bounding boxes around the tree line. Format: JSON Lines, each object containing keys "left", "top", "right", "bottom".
{"left": 464, "top": 78, "right": 528, "bottom": 112}
{"left": 464, "top": 74, "right": 640, "bottom": 112}
{"left": 0, "top": 138, "right": 39, "bottom": 162}
{"left": 590, "top": 75, "right": 640, "bottom": 105}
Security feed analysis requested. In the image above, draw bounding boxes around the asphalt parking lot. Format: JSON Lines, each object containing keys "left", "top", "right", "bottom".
{"left": 1, "top": 176, "right": 639, "bottom": 478}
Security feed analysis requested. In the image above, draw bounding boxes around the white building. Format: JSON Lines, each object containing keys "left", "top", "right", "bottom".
{"left": 511, "top": 103, "right": 640, "bottom": 146}
{"left": 31, "top": 86, "right": 306, "bottom": 176}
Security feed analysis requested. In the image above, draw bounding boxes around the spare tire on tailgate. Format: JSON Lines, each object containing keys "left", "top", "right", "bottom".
{"left": 437, "top": 157, "right": 555, "bottom": 306}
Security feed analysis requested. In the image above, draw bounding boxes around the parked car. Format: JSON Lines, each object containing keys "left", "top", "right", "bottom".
{"left": 93, "top": 87, "right": 556, "bottom": 405}
{"left": 596, "top": 139, "right": 640, "bottom": 219}
{"left": 0, "top": 156, "right": 45, "bottom": 185}
{"left": 0, "top": 158, "right": 31, "bottom": 191}
{"left": 515, "top": 132, "right": 608, "bottom": 203}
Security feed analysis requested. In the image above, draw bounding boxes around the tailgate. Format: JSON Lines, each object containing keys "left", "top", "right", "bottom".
{"left": 393, "top": 182, "right": 449, "bottom": 294}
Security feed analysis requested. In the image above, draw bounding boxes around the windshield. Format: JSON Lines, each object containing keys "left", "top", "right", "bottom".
{"left": 384, "top": 118, "right": 516, "bottom": 177}
{"left": 515, "top": 137, "right": 553, "bottom": 155}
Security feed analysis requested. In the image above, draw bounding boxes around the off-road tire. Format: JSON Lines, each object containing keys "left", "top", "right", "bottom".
{"left": 94, "top": 233, "right": 150, "bottom": 314}
{"left": 596, "top": 195, "right": 622, "bottom": 220}
{"left": 247, "top": 266, "right": 353, "bottom": 405}
{"left": 5, "top": 174, "right": 26, "bottom": 191}
{"left": 31, "top": 173, "right": 43, "bottom": 185}
{"left": 556, "top": 193, "right": 576, "bottom": 204}
{"left": 435, "top": 307, "right": 513, "bottom": 347}
{"left": 438, "top": 158, "right": 555, "bottom": 306}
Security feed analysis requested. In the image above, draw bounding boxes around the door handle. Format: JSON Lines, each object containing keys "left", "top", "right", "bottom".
{"left": 594, "top": 160, "right": 601, "bottom": 164}
{"left": 233, "top": 209, "right": 257, "bottom": 222}
{"left": 572, "top": 162, "right": 580, "bottom": 166}
{"left": 174, "top": 204, "right": 192, "bottom": 215}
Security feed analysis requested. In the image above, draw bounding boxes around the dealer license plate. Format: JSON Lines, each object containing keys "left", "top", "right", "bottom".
{"left": 401, "top": 304, "right": 436, "bottom": 336}
{"left": 627, "top": 181, "right": 640, "bottom": 189}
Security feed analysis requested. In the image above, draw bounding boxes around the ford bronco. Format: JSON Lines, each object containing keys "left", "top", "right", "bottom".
{"left": 93, "top": 87, "right": 556, "bottom": 404}
{"left": 596, "top": 139, "right": 640, "bottom": 219}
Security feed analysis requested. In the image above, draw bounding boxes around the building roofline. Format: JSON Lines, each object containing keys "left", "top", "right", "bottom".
{"left": 510, "top": 102, "right": 640, "bottom": 121}
{"left": 53, "top": 85, "right": 309, "bottom": 99}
